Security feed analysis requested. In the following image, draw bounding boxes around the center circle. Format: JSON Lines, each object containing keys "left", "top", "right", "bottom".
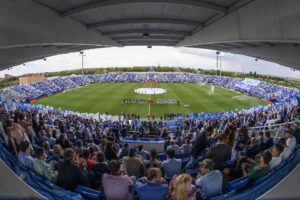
{"left": 134, "top": 88, "right": 166, "bottom": 95}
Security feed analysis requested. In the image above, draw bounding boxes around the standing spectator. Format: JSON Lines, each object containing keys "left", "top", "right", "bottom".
{"left": 179, "top": 139, "right": 193, "bottom": 154}
{"left": 0, "top": 104, "right": 8, "bottom": 134}
{"left": 135, "top": 168, "right": 168, "bottom": 200}
{"left": 186, "top": 126, "right": 212, "bottom": 169}
{"left": 34, "top": 147, "right": 57, "bottom": 183}
{"left": 162, "top": 149, "right": 181, "bottom": 178}
{"left": 205, "top": 134, "right": 230, "bottom": 170}
{"left": 195, "top": 159, "right": 222, "bottom": 199}
{"left": 7, "top": 120, "right": 27, "bottom": 157}
{"left": 102, "top": 160, "right": 133, "bottom": 200}
{"left": 18, "top": 140, "right": 35, "bottom": 170}
{"left": 123, "top": 148, "right": 143, "bottom": 177}
{"left": 56, "top": 148, "right": 89, "bottom": 191}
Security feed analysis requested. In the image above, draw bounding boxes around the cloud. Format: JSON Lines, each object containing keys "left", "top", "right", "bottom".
{"left": 1, "top": 46, "right": 300, "bottom": 79}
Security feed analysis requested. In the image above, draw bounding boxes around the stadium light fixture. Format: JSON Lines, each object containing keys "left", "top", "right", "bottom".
{"left": 147, "top": 45, "right": 152, "bottom": 48}
{"left": 79, "top": 51, "right": 86, "bottom": 76}
{"left": 143, "top": 33, "right": 150, "bottom": 38}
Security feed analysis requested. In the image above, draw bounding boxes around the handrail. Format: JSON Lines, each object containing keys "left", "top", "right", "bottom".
{"left": 247, "top": 120, "right": 299, "bottom": 139}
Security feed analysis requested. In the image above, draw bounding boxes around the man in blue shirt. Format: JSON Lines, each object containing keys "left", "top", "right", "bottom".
{"left": 162, "top": 149, "right": 181, "bottom": 178}
{"left": 195, "top": 159, "right": 223, "bottom": 199}
{"left": 18, "top": 140, "right": 35, "bottom": 170}
{"left": 135, "top": 168, "right": 168, "bottom": 200}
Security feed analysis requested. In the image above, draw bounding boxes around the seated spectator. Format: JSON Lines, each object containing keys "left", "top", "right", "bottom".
{"left": 224, "top": 151, "right": 272, "bottom": 180}
{"left": 265, "top": 131, "right": 274, "bottom": 149}
{"left": 56, "top": 148, "right": 89, "bottom": 191}
{"left": 135, "top": 168, "right": 168, "bottom": 200}
{"left": 241, "top": 151, "right": 272, "bottom": 180}
{"left": 258, "top": 135, "right": 268, "bottom": 151}
{"left": 93, "top": 152, "right": 109, "bottom": 174}
{"left": 179, "top": 139, "right": 193, "bottom": 154}
{"left": 162, "top": 149, "right": 181, "bottom": 178}
{"left": 167, "top": 141, "right": 180, "bottom": 154}
{"left": 105, "top": 142, "right": 118, "bottom": 161}
{"left": 269, "top": 143, "right": 284, "bottom": 169}
{"left": 195, "top": 159, "right": 222, "bottom": 199}
{"left": 118, "top": 143, "right": 129, "bottom": 159}
{"left": 18, "top": 140, "right": 35, "bottom": 170}
{"left": 102, "top": 160, "right": 133, "bottom": 200}
{"left": 75, "top": 139, "right": 84, "bottom": 157}
{"left": 286, "top": 129, "right": 296, "bottom": 152}
{"left": 277, "top": 138, "right": 292, "bottom": 161}
{"left": 243, "top": 137, "right": 261, "bottom": 158}
{"left": 232, "top": 127, "right": 249, "bottom": 160}
{"left": 46, "top": 144, "right": 63, "bottom": 165}
{"left": 79, "top": 148, "right": 96, "bottom": 170}
{"left": 205, "top": 134, "right": 230, "bottom": 170}
{"left": 168, "top": 174, "right": 196, "bottom": 200}
{"left": 123, "top": 147, "right": 143, "bottom": 177}
{"left": 143, "top": 149, "right": 162, "bottom": 170}
{"left": 137, "top": 144, "right": 150, "bottom": 160}
{"left": 34, "top": 147, "right": 57, "bottom": 183}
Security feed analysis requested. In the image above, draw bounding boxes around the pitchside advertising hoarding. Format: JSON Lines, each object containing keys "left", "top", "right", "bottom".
{"left": 234, "top": 78, "right": 261, "bottom": 91}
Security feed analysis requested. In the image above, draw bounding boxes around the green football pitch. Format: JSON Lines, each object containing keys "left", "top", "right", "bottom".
{"left": 33, "top": 83, "right": 268, "bottom": 118}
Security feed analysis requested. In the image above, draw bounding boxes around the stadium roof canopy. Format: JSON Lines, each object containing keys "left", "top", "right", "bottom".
{"left": 1, "top": 0, "right": 300, "bottom": 71}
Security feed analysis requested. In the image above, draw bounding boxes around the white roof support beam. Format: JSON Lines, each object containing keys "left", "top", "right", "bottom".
{"left": 102, "top": 30, "right": 191, "bottom": 36}
{"left": 87, "top": 18, "right": 203, "bottom": 29}
{"left": 61, "top": 0, "right": 226, "bottom": 18}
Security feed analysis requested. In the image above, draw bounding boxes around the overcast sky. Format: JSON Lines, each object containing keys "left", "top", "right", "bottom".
{"left": 1, "top": 46, "right": 300, "bottom": 79}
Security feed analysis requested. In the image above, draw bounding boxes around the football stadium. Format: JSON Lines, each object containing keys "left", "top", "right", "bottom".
{"left": 1, "top": 1, "right": 300, "bottom": 200}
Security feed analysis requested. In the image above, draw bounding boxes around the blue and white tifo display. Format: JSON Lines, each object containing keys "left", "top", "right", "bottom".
{"left": 234, "top": 78, "right": 261, "bottom": 91}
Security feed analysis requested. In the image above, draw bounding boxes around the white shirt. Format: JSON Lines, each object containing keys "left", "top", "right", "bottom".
{"left": 269, "top": 156, "right": 282, "bottom": 169}
{"left": 287, "top": 137, "right": 296, "bottom": 151}
{"left": 280, "top": 147, "right": 291, "bottom": 161}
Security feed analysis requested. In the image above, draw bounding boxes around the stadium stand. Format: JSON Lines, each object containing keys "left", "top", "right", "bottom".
{"left": 0, "top": 72, "right": 299, "bottom": 199}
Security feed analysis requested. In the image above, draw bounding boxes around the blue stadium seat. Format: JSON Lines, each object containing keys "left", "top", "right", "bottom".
{"left": 175, "top": 153, "right": 183, "bottom": 159}
{"left": 249, "top": 174, "right": 269, "bottom": 186}
{"left": 158, "top": 153, "right": 167, "bottom": 161}
{"left": 75, "top": 185, "right": 102, "bottom": 200}
{"left": 183, "top": 152, "right": 191, "bottom": 158}
{"left": 208, "top": 190, "right": 236, "bottom": 200}
{"left": 226, "top": 176, "right": 249, "bottom": 192}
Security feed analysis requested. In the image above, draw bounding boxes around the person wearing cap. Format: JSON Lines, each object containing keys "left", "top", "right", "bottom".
{"left": 123, "top": 147, "right": 144, "bottom": 177}
{"left": 285, "top": 129, "right": 296, "bottom": 152}
{"left": 195, "top": 159, "right": 223, "bottom": 199}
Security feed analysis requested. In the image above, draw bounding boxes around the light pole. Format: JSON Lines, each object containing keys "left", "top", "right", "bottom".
{"left": 216, "top": 51, "right": 220, "bottom": 76}
{"left": 219, "top": 52, "right": 224, "bottom": 76}
{"left": 79, "top": 51, "right": 86, "bottom": 76}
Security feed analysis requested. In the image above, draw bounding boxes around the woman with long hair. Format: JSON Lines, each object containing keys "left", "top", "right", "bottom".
{"left": 169, "top": 174, "right": 196, "bottom": 200}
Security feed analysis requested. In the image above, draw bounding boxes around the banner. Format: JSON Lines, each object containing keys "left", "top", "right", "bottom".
{"left": 234, "top": 78, "right": 261, "bottom": 91}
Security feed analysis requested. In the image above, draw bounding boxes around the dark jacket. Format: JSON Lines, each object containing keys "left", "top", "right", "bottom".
{"left": 192, "top": 132, "right": 209, "bottom": 159}
{"left": 56, "top": 161, "right": 89, "bottom": 191}
{"left": 205, "top": 143, "right": 230, "bottom": 170}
